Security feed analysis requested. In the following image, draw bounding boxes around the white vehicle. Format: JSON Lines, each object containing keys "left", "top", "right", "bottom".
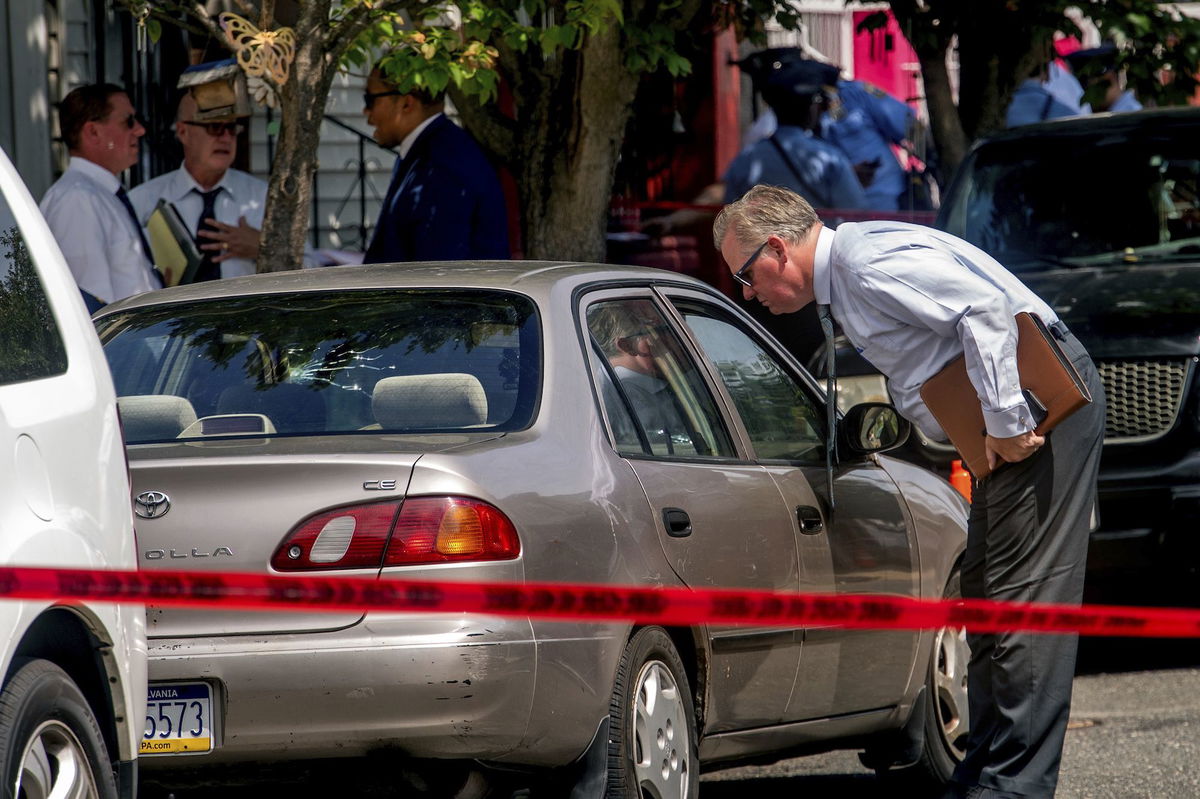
{"left": 0, "top": 146, "right": 146, "bottom": 797}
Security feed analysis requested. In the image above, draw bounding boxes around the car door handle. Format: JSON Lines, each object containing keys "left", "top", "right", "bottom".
{"left": 796, "top": 505, "right": 825, "bottom": 535}
{"left": 662, "top": 508, "right": 692, "bottom": 538}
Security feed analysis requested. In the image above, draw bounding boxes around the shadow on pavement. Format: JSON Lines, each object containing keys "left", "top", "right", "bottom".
{"left": 701, "top": 773, "right": 881, "bottom": 797}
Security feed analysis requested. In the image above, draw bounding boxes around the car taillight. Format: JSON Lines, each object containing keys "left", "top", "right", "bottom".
{"left": 272, "top": 502, "right": 401, "bottom": 571}
{"left": 385, "top": 497, "right": 520, "bottom": 566}
{"left": 271, "top": 497, "right": 520, "bottom": 571}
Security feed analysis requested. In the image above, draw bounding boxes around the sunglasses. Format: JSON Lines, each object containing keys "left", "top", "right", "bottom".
{"left": 733, "top": 241, "right": 769, "bottom": 288}
{"left": 181, "top": 121, "right": 245, "bottom": 137}
{"left": 108, "top": 113, "right": 144, "bottom": 130}
{"left": 363, "top": 89, "right": 405, "bottom": 109}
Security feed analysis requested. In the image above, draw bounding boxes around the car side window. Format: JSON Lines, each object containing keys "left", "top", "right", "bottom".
{"left": 677, "top": 302, "right": 826, "bottom": 464}
{"left": 0, "top": 192, "right": 67, "bottom": 387}
{"left": 586, "top": 298, "right": 734, "bottom": 458}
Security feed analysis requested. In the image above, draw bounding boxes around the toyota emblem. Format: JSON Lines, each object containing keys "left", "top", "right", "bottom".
{"left": 134, "top": 491, "right": 171, "bottom": 519}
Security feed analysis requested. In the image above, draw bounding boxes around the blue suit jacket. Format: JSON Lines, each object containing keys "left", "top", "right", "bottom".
{"left": 364, "top": 115, "right": 510, "bottom": 263}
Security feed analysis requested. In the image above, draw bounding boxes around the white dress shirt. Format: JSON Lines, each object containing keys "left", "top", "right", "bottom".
{"left": 129, "top": 166, "right": 268, "bottom": 279}
{"left": 39, "top": 156, "right": 159, "bottom": 304}
{"left": 812, "top": 221, "right": 1060, "bottom": 441}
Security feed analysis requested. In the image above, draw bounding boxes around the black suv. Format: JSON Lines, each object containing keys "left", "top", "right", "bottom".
{"left": 937, "top": 107, "right": 1200, "bottom": 597}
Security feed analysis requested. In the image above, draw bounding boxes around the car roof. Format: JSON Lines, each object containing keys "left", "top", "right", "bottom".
{"left": 98, "top": 260, "right": 720, "bottom": 315}
{"left": 981, "top": 105, "right": 1200, "bottom": 144}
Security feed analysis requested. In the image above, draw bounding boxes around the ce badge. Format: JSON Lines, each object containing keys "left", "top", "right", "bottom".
{"left": 134, "top": 491, "right": 171, "bottom": 519}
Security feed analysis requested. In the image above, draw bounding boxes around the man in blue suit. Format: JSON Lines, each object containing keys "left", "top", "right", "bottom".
{"left": 362, "top": 64, "right": 510, "bottom": 263}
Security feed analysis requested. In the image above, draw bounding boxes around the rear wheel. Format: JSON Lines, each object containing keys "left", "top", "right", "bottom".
{"left": 0, "top": 658, "right": 116, "bottom": 799}
{"left": 605, "top": 627, "right": 697, "bottom": 799}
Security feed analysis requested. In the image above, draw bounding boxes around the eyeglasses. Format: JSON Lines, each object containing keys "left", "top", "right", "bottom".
{"left": 733, "top": 241, "right": 769, "bottom": 288}
{"left": 363, "top": 89, "right": 405, "bottom": 109}
{"left": 180, "top": 121, "right": 245, "bottom": 137}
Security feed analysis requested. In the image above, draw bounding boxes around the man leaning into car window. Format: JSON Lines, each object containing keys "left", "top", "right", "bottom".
{"left": 714, "top": 185, "right": 1106, "bottom": 799}
{"left": 40, "top": 84, "right": 162, "bottom": 312}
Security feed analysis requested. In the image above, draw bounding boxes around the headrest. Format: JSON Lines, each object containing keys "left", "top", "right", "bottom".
{"left": 372, "top": 374, "right": 488, "bottom": 429}
{"left": 118, "top": 395, "right": 198, "bottom": 441}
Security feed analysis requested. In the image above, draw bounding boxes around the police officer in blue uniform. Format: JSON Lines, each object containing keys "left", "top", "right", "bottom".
{"left": 1005, "top": 60, "right": 1088, "bottom": 127}
{"left": 722, "top": 58, "right": 869, "bottom": 209}
{"left": 1064, "top": 44, "right": 1142, "bottom": 113}
{"left": 736, "top": 49, "right": 919, "bottom": 210}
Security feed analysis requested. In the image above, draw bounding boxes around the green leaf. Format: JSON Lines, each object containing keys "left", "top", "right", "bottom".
{"left": 145, "top": 18, "right": 162, "bottom": 43}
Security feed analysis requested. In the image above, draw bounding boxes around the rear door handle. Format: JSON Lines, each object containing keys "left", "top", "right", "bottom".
{"left": 796, "top": 505, "right": 825, "bottom": 535}
{"left": 662, "top": 508, "right": 692, "bottom": 538}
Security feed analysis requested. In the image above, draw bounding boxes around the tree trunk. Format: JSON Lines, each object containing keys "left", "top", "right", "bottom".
{"left": 919, "top": 51, "right": 968, "bottom": 182}
{"left": 256, "top": 1, "right": 338, "bottom": 272}
{"left": 513, "top": 26, "right": 640, "bottom": 262}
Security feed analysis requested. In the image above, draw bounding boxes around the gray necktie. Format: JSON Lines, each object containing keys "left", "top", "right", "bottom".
{"left": 817, "top": 303, "right": 837, "bottom": 510}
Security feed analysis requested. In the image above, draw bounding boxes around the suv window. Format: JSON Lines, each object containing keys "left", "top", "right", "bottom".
{"left": 945, "top": 134, "right": 1200, "bottom": 270}
{"left": 0, "top": 194, "right": 67, "bottom": 386}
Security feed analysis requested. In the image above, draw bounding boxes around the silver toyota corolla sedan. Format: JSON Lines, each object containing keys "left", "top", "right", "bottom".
{"left": 95, "top": 261, "right": 969, "bottom": 797}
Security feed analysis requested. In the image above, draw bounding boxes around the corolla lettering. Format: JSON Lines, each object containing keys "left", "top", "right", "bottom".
{"left": 144, "top": 547, "right": 234, "bottom": 560}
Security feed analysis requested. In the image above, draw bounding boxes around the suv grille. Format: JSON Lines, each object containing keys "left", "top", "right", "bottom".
{"left": 1097, "top": 359, "right": 1191, "bottom": 443}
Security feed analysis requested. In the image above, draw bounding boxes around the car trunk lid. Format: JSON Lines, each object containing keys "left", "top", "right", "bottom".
{"left": 130, "top": 434, "right": 498, "bottom": 637}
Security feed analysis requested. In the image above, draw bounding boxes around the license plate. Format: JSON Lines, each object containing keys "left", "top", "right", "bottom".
{"left": 141, "top": 682, "right": 214, "bottom": 755}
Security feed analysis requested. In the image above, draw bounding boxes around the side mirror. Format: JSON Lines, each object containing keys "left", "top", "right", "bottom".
{"left": 841, "top": 402, "right": 910, "bottom": 455}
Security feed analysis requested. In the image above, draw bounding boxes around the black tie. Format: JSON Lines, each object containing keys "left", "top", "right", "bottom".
{"left": 193, "top": 188, "right": 223, "bottom": 282}
{"left": 817, "top": 303, "right": 837, "bottom": 510}
{"left": 114, "top": 186, "right": 163, "bottom": 287}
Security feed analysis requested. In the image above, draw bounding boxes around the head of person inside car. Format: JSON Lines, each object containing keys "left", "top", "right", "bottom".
{"left": 363, "top": 62, "right": 445, "bottom": 149}
{"left": 176, "top": 93, "right": 245, "bottom": 191}
{"left": 59, "top": 83, "right": 145, "bottom": 176}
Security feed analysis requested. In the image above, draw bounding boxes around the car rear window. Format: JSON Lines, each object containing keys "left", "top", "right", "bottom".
{"left": 96, "top": 289, "right": 539, "bottom": 443}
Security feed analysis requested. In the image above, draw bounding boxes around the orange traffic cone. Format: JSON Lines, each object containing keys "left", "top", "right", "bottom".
{"left": 949, "top": 459, "right": 972, "bottom": 502}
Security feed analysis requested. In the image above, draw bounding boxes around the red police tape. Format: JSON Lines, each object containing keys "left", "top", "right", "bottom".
{"left": 4, "top": 565, "right": 1200, "bottom": 637}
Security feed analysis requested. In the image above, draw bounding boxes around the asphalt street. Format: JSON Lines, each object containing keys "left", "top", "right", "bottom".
{"left": 701, "top": 638, "right": 1200, "bottom": 798}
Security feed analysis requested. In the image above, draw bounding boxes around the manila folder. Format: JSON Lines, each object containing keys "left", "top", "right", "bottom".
{"left": 146, "top": 199, "right": 203, "bottom": 287}
{"left": 919, "top": 312, "right": 1092, "bottom": 480}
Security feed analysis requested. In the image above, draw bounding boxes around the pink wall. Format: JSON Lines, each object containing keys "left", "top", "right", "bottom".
{"left": 852, "top": 10, "right": 924, "bottom": 109}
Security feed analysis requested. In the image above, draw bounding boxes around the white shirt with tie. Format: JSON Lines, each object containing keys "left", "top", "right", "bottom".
{"left": 129, "top": 165, "right": 268, "bottom": 279}
{"left": 812, "top": 221, "right": 1061, "bottom": 442}
{"left": 39, "top": 156, "right": 159, "bottom": 304}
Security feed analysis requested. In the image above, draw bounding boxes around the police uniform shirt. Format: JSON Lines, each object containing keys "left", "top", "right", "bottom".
{"left": 39, "top": 156, "right": 159, "bottom": 305}
{"left": 723, "top": 126, "right": 869, "bottom": 209}
{"left": 821, "top": 80, "right": 914, "bottom": 210}
{"left": 1109, "top": 90, "right": 1142, "bottom": 112}
{"left": 130, "top": 166, "right": 269, "bottom": 279}
{"left": 1006, "top": 62, "right": 1088, "bottom": 127}
{"left": 811, "top": 221, "right": 1060, "bottom": 441}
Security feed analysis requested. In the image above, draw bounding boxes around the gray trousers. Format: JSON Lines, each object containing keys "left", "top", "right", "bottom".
{"left": 952, "top": 330, "right": 1106, "bottom": 798}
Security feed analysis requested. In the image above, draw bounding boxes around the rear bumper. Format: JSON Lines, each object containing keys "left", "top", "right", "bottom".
{"left": 139, "top": 612, "right": 539, "bottom": 768}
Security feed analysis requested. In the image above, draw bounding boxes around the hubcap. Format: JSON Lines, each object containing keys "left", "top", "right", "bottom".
{"left": 933, "top": 623, "right": 971, "bottom": 759}
{"left": 16, "top": 720, "right": 98, "bottom": 799}
{"left": 632, "top": 659, "right": 690, "bottom": 798}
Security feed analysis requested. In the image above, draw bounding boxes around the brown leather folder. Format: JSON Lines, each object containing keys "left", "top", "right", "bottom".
{"left": 919, "top": 312, "right": 1092, "bottom": 480}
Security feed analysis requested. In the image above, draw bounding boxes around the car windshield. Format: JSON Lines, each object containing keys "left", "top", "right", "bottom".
{"left": 942, "top": 133, "right": 1200, "bottom": 272}
{"left": 97, "top": 289, "right": 540, "bottom": 443}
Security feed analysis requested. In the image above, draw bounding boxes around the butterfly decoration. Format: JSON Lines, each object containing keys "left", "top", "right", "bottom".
{"left": 218, "top": 12, "right": 296, "bottom": 86}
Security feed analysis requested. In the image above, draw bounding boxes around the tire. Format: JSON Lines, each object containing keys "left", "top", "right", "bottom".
{"left": 914, "top": 569, "right": 971, "bottom": 785}
{"left": 0, "top": 658, "right": 116, "bottom": 799}
{"left": 605, "top": 627, "right": 698, "bottom": 799}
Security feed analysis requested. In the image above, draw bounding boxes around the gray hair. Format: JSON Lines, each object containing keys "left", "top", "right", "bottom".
{"left": 712, "top": 185, "right": 820, "bottom": 252}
